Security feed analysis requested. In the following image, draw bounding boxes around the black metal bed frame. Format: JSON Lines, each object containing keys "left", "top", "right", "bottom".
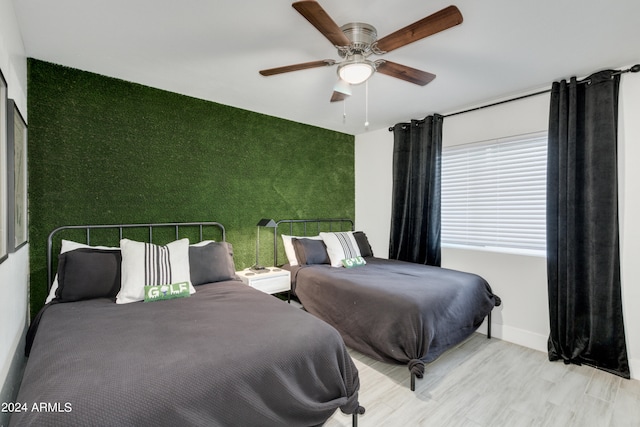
{"left": 47, "top": 221, "right": 226, "bottom": 290}
{"left": 274, "top": 217, "right": 493, "bottom": 392}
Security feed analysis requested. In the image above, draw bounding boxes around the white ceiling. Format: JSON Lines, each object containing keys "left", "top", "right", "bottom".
{"left": 12, "top": 0, "right": 640, "bottom": 135}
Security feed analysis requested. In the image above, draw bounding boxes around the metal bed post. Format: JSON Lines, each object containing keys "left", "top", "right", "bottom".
{"left": 352, "top": 405, "right": 365, "bottom": 426}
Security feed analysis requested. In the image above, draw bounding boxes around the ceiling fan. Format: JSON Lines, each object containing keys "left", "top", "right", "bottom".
{"left": 259, "top": 1, "right": 463, "bottom": 102}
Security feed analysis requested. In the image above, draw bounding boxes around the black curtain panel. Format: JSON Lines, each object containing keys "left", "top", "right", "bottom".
{"left": 547, "top": 70, "right": 630, "bottom": 378}
{"left": 389, "top": 115, "right": 442, "bottom": 266}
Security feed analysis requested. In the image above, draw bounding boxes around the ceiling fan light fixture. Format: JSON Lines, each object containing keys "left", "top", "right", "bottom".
{"left": 337, "top": 55, "right": 375, "bottom": 85}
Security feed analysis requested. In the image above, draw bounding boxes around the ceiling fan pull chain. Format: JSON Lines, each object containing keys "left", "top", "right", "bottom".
{"left": 364, "top": 80, "right": 370, "bottom": 130}
{"left": 343, "top": 98, "right": 347, "bottom": 124}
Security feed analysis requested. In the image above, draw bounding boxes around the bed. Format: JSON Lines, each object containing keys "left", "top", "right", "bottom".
{"left": 11, "top": 221, "right": 363, "bottom": 427}
{"left": 275, "top": 219, "right": 500, "bottom": 391}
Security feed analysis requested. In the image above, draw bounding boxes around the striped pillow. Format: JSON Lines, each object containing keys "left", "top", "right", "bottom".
{"left": 320, "top": 232, "right": 362, "bottom": 268}
{"left": 116, "top": 238, "right": 195, "bottom": 304}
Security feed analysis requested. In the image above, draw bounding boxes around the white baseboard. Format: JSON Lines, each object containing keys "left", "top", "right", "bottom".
{"left": 628, "top": 358, "right": 640, "bottom": 381}
{"left": 478, "top": 320, "right": 548, "bottom": 354}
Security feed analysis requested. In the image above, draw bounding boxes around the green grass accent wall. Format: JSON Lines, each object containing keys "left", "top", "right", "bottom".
{"left": 27, "top": 59, "right": 354, "bottom": 316}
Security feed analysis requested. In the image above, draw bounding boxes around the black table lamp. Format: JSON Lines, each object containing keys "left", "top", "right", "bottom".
{"left": 253, "top": 218, "right": 277, "bottom": 272}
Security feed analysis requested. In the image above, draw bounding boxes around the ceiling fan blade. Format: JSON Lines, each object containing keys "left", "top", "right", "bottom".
{"left": 259, "top": 59, "right": 336, "bottom": 76}
{"left": 330, "top": 91, "right": 349, "bottom": 102}
{"left": 376, "top": 61, "right": 436, "bottom": 86}
{"left": 375, "top": 5, "right": 463, "bottom": 53}
{"left": 292, "top": 1, "right": 351, "bottom": 47}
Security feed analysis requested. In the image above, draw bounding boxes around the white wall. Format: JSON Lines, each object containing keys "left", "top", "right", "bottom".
{"left": 354, "top": 126, "right": 393, "bottom": 257}
{"left": 355, "top": 74, "right": 640, "bottom": 379}
{"left": 619, "top": 72, "right": 640, "bottom": 378}
{"left": 0, "top": 0, "right": 29, "bottom": 404}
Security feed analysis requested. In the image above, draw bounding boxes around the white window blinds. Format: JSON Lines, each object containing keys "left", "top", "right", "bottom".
{"left": 441, "top": 132, "right": 547, "bottom": 255}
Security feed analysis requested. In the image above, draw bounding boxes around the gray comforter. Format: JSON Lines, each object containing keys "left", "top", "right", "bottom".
{"left": 11, "top": 281, "right": 361, "bottom": 427}
{"left": 288, "top": 257, "right": 499, "bottom": 378}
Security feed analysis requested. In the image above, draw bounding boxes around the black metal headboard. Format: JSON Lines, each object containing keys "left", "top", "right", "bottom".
{"left": 273, "top": 218, "right": 353, "bottom": 266}
{"left": 47, "top": 221, "right": 226, "bottom": 289}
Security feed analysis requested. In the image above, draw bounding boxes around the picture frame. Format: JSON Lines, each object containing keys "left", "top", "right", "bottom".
{"left": 0, "top": 69, "right": 7, "bottom": 263}
{"left": 8, "top": 99, "right": 28, "bottom": 251}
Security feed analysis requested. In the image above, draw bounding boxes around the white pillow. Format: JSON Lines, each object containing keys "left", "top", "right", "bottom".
{"left": 320, "top": 232, "right": 362, "bottom": 268}
{"left": 45, "top": 240, "right": 119, "bottom": 304}
{"left": 281, "top": 234, "right": 322, "bottom": 266}
{"left": 116, "top": 238, "right": 194, "bottom": 304}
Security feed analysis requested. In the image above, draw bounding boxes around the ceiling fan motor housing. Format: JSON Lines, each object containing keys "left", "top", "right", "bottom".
{"left": 339, "top": 22, "right": 378, "bottom": 56}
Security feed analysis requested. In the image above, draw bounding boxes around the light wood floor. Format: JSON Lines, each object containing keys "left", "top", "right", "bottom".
{"left": 326, "top": 333, "right": 640, "bottom": 427}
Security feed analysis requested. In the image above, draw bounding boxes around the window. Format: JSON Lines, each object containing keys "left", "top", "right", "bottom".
{"left": 441, "top": 132, "right": 547, "bottom": 256}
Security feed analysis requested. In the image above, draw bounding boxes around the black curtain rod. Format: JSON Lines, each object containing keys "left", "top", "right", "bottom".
{"left": 388, "top": 64, "right": 640, "bottom": 131}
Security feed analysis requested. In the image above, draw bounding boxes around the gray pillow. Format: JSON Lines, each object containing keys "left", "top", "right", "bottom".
{"left": 353, "top": 231, "right": 374, "bottom": 257}
{"left": 292, "top": 238, "right": 330, "bottom": 265}
{"left": 189, "top": 242, "right": 237, "bottom": 285}
{"left": 56, "top": 248, "right": 122, "bottom": 302}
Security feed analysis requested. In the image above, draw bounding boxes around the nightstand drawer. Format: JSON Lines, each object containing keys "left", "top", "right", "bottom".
{"left": 247, "top": 275, "right": 289, "bottom": 294}
{"left": 236, "top": 268, "right": 291, "bottom": 295}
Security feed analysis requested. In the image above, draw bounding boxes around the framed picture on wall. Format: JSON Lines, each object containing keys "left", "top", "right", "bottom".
{"left": 0, "top": 69, "right": 8, "bottom": 264}
{"left": 8, "top": 99, "right": 28, "bottom": 251}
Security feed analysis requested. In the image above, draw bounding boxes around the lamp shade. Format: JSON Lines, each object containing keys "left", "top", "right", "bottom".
{"left": 256, "top": 218, "right": 277, "bottom": 227}
{"left": 333, "top": 79, "right": 352, "bottom": 95}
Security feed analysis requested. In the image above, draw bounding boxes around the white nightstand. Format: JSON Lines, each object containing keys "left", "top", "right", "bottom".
{"left": 236, "top": 267, "right": 291, "bottom": 302}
